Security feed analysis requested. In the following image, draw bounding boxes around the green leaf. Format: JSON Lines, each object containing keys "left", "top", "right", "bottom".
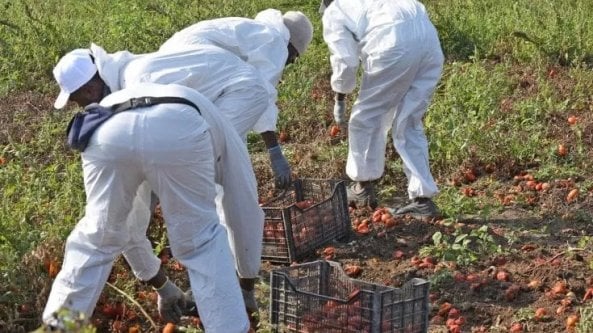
{"left": 433, "top": 231, "right": 443, "bottom": 245}
{"left": 454, "top": 234, "right": 468, "bottom": 243}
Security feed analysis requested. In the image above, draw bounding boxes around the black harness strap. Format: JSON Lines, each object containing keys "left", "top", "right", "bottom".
{"left": 66, "top": 96, "right": 203, "bottom": 152}
{"left": 112, "top": 96, "right": 202, "bottom": 115}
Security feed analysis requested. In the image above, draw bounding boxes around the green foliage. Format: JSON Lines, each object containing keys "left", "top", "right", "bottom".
{"left": 512, "top": 307, "right": 534, "bottom": 323}
{"left": 426, "top": 0, "right": 593, "bottom": 65}
{"left": 576, "top": 236, "right": 593, "bottom": 271}
{"left": 428, "top": 269, "right": 453, "bottom": 289}
{"left": 578, "top": 304, "right": 593, "bottom": 333}
{"left": 0, "top": 0, "right": 319, "bottom": 94}
{"left": 420, "top": 225, "right": 502, "bottom": 266}
{"left": 426, "top": 60, "right": 553, "bottom": 173}
{"left": 31, "top": 308, "right": 96, "bottom": 333}
{"left": 577, "top": 236, "right": 593, "bottom": 249}
{"left": 0, "top": 109, "right": 84, "bottom": 276}
{"left": 435, "top": 185, "right": 503, "bottom": 218}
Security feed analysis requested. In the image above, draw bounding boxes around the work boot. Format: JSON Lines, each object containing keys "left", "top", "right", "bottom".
{"left": 346, "top": 181, "right": 378, "bottom": 209}
{"left": 240, "top": 278, "right": 259, "bottom": 331}
{"left": 394, "top": 197, "right": 440, "bottom": 218}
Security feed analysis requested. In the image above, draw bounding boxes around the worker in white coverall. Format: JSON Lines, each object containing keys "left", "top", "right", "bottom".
{"left": 43, "top": 81, "right": 255, "bottom": 333}
{"left": 160, "top": 9, "right": 313, "bottom": 187}
{"left": 51, "top": 45, "right": 266, "bottom": 325}
{"left": 319, "top": 0, "right": 444, "bottom": 217}
{"left": 159, "top": 10, "right": 312, "bottom": 321}
{"left": 161, "top": 9, "right": 312, "bottom": 86}
{"left": 77, "top": 43, "right": 271, "bottom": 142}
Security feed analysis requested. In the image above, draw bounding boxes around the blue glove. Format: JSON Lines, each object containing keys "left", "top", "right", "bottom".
{"left": 268, "top": 145, "right": 291, "bottom": 189}
{"left": 333, "top": 98, "right": 346, "bottom": 125}
{"left": 155, "top": 278, "right": 186, "bottom": 323}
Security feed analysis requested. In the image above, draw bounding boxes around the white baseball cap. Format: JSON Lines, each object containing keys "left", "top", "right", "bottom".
{"left": 52, "top": 48, "right": 97, "bottom": 109}
{"left": 282, "top": 11, "right": 313, "bottom": 56}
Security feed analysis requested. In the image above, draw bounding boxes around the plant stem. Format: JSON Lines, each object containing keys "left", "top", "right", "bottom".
{"left": 106, "top": 282, "right": 158, "bottom": 331}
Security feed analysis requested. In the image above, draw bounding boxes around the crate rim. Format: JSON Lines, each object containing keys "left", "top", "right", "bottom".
{"left": 269, "top": 260, "right": 431, "bottom": 333}
{"left": 261, "top": 179, "right": 351, "bottom": 264}
{"left": 271, "top": 260, "right": 429, "bottom": 303}
{"left": 260, "top": 178, "right": 347, "bottom": 211}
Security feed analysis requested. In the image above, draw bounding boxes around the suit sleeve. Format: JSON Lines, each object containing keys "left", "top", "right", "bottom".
{"left": 322, "top": 6, "right": 360, "bottom": 94}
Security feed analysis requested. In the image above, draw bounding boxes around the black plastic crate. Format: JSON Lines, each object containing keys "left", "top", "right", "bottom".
{"left": 270, "top": 260, "right": 429, "bottom": 333}
{"left": 261, "top": 179, "right": 351, "bottom": 264}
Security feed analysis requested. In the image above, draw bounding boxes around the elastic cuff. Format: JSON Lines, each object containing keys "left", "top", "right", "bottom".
{"left": 152, "top": 277, "right": 169, "bottom": 291}
{"left": 268, "top": 145, "right": 281, "bottom": 154}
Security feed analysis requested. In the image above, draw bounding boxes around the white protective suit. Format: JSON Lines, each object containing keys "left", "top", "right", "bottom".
{"left": 43, "top": 83, "right": 254, "bottom": 333}
{"left": 160, "top": 8, "right": 291, "bottom": 133}
{"left": 88, "top": 43, "right": 266, "bottom": 279}
{"left": 92, "top": 43, "right": 271, "bottom": 139}
{"left": 322, "top": 0, "right": 444, "bottom": 199}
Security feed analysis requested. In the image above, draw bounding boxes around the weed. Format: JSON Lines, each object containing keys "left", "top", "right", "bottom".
{"left": 428, "top": 269, "right": 453, "bottom": 289}
{"left": 30, "top": 308, "right": 96, "bottom": 333}
{"left": 578, "top": 304, "right": 593, "bottom": 333}
{"left": 420, "top": 225, "right": 503, "bottom": 266}
{"left": 513, "top": 307, "right": 534, "bottom": 322}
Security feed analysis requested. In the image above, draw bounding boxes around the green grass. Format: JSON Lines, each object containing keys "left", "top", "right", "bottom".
{"left": 1, "top": 109, "right": 84, "bottom": 269}
{"left": 2, "top": 0, "right": 593, "bottom": 331}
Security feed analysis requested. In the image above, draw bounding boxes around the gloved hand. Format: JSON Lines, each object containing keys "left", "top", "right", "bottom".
{"left": 180, "top": 290, "right": 203, "bottom": 329}
{"left": 268, "top": 145, "right": 291, "bottom": 189}
{"left": 333, "top": 97, "right": 346, "bottom": 125}
{"left": 242, "top": 288, "right": 258, "bottom": 313}
{"left": 181, "top": 290, "right": 198, "bottom": 316}
{"left": 242, "top": 288, "right": 259, "bottom": 329}
{"left": 155, "top": 278, "right": 186, "bottom": 323}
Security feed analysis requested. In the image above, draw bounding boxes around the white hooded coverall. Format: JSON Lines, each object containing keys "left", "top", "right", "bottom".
{"left": 322, "top": 0, "right": 444, "bottom": 199}
{"left": 88, "top": 44, "right": 266, "bottom": 279}
{"left": 92, "top": 43, "right": 271, "bottom": 140}
{"left": 43, "top": 83, "right": 254, "bottom": 333}
{"left": 159, "top": 8, "right": 291, "bottom": 133}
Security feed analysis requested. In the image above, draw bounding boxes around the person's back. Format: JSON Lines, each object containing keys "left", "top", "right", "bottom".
{"left": 44, "top": 82, "right": 254, "bottom": 333}
{"left": 122, "top": 45, "right": 267, "bottom": 105}
{"left": 49, "top": 47, "right": 268, "bottom": 330}
{"left": 160, "top": 10, "right": 289, "bottom": 86}
{"left": 323, "top": 0, "right": 438, "bottom": 60}
{"left": 321, "top": 0, "right": 444, "bottom": 216}
{"left": 157, "top": 9, "right": 314, "bottom": 190}
{"left": 106, "top": 44, "right": 272, "bottom": 139}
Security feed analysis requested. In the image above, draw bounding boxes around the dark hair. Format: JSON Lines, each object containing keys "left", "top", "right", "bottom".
{"left": 323, "top": 0, "right": 334, "bottom": 7}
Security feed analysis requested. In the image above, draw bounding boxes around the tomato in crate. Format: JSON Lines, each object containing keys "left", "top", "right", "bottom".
{"left": 260, "top": 179, "right": 351, "bottom": 264}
